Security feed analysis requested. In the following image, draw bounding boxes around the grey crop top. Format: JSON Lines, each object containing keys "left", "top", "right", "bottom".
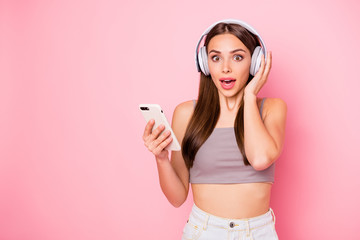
{"left": 189, "top": 98, "right": 275, "bottom": 184}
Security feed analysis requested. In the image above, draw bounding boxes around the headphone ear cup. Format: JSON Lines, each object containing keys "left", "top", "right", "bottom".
{"left": 197, "top": 47, "right": 204, "bottom": 74}
{"left": 250, "top": 46, "right": 263, "bottom": 76}
{"left": 198, "top": 46, "right": 210, "bottom": 76}
{"left": 201, "top": 47, "right": 210, "bottom": 76}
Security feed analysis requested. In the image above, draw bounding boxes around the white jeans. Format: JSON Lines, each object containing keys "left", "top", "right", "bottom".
{"left": 181, "top": 204, "right": 279, "bottom": 240}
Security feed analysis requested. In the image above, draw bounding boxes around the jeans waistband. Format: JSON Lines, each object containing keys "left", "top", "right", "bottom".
{"left": 189, "top": 204, "right": 276, "bottom": 231}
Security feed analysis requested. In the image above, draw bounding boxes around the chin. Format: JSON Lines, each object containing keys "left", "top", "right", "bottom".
{"left": 218, "top": 90, "right": 237, "bottom": 98}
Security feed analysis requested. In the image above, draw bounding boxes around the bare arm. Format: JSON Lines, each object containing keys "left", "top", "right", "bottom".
{"left": 243, "top": 51, "right": 287, "bottom": 170}
{"left": 243, "top": 95, "right": 287, "bottom": 170}
{"left": 143, "top": 101, "right": 193, "bottom": 207}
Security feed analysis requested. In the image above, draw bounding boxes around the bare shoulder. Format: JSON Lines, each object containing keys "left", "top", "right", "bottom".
{"left": 173, "top": 100, "right": 195, "bottom": 124}
{"left": 264, "top": 97, "right": 287, "bottom": 109}
{"left": 261, "top": 97, "right": 287, "bottom": 121}
{"left": 172, "top": 100, "right": 195, "bottom": 137}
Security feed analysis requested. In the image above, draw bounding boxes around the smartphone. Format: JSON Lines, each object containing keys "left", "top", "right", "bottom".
{"left": 139, "top": 104, "right": 181, "bottom": 151}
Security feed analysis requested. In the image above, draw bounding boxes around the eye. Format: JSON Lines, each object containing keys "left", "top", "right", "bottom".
{"left": 211, "top": 55, "right": 220, "bottom": 62}
{"left": 233, "top": 55, "right": 243, "bottom": 61}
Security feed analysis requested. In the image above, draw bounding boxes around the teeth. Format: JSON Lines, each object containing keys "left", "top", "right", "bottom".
{"left": 221, "top": 80, "right": 234, "bottom": 83}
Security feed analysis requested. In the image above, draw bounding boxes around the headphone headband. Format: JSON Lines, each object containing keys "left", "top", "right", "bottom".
{"left": 195, "top": 19, "right": 267, "bottom": 73}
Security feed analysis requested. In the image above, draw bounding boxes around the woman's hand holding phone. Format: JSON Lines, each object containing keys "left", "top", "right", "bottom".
{"left": 143, "top": 119, "right": 173, "bottom": 161}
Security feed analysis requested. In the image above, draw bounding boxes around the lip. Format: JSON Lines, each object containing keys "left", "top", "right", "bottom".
{"left": 219, "top": 77, "right": 236, "bottom": 90}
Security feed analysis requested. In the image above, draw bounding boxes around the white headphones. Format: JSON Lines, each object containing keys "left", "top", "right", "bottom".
{"left": 195, "top": 19, "right": 267, "bottom": 76}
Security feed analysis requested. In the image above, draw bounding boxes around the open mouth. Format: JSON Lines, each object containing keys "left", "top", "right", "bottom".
{"left": 219, "top": 78, "right": 236, "bottom": 89}
{"left": 220, "top": 79, "right": 236, "bottom": 84}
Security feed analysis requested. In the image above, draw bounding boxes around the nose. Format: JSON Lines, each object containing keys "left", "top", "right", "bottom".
{"left": 222, "top": 59, "right": 231, "bottom": 73}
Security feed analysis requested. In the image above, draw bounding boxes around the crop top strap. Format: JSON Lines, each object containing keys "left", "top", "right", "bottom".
{"left": 193, "top": 99, "right": 196, "bottom": 109}
{"left": 260, "top": 97, "right": 266, "bottom": 119}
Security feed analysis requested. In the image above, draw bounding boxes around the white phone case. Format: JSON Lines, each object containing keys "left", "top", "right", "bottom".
{"left": 139, "top": 104, "right": 181, "bottom": 151}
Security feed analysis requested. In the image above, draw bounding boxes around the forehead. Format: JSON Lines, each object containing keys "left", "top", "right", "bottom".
{"left": 207, "top": 33, "right": 248, "bottom": 52}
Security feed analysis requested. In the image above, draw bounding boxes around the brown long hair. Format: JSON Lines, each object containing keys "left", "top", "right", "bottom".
{"left": 182, "top": 22, "right": 260, "bottom": 170}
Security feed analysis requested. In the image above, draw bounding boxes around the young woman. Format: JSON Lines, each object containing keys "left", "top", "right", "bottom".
{"left": 142, "top": 19, "right": 287, "bottom": 240}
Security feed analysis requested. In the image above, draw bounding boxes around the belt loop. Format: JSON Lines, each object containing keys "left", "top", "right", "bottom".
{"left": 270, "top": 208, "right": 276, "bottom": 225}
{"left": 203, "top": 214, "right": 209, "bottom": 230}
{"left": 245, "top": 219, "right": 250, "bottom": 237}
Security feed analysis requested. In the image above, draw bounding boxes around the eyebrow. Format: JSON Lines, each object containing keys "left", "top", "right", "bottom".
{"left": 208, "top": 48, "right": 246, "bottom": 54}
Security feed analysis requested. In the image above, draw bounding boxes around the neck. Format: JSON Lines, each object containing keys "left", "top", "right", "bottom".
{"left": 218, "top": 89, "right": 244, "bottom": 113}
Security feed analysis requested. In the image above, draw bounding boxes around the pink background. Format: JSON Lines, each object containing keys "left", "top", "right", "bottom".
{"left": 1, "top": 0, "right": 360, "bottom": 239}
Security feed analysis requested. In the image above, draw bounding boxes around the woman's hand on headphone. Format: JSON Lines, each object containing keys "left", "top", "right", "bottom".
{"left": 143, "top": 119, "right": 173, "bottom": 161}
{"left": 245, "top": 51, "right": 272, "bottom": 96}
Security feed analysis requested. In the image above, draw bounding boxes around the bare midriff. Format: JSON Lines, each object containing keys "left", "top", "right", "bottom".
{"left": 191, "top": 182, "right": 272, "bottom": 219}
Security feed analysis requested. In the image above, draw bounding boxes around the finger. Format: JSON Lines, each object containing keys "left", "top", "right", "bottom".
{"left": 148, "top": 130, "right": 171, "bottom": 150}
{"left": 145, "top": 124, "right": 166, "bottom": 149}
{"left": 143, "top": 119, "right": 155, "bottom": 141}
{"left": 153, "top": 136, "right": 173, "bottom": 155}
{"left": 148, "top": 124, "right": 166, "bottom": 143}
{"left": 147, "top": 131, "right": 171, "bottom": 153}
{"left": 258, "top": 53, "right": 269, "bottom": 82}
{"left": 254, "top": 54, "right": 266, "bottom": 80}
{"left": 265, "top": 51, "right": 272, "bottom": 70}
{"left": 145, "top": 123, "right": 165, "bottom": 143}
{"left": 260, "top": 53, "right": 266, "bottom": 73}
{"left": 262, "top": 51, "right": 272, "bottom": 80}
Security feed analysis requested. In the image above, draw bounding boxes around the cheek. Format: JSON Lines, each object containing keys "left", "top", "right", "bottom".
{"left": 237, "top": 61, "right": 251, "bottom": 76}
{"left": 211, "top": 76, "right": 219, "bottom": 86}
{"left": 235, "top": 64, "right": 251, "bottom": 85}
{"left": 239, "top": 66, "right": 250, "bottom": 78}
{"left": 208, "top": 62, "right": 219, "bottom": 76}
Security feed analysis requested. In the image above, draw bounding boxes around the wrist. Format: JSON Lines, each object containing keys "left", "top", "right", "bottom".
{"left": 156, "top": 155, "right": 169, "bottom": 164}
{"left": 244, "top": 92, "right": 257, "bottom": 101}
